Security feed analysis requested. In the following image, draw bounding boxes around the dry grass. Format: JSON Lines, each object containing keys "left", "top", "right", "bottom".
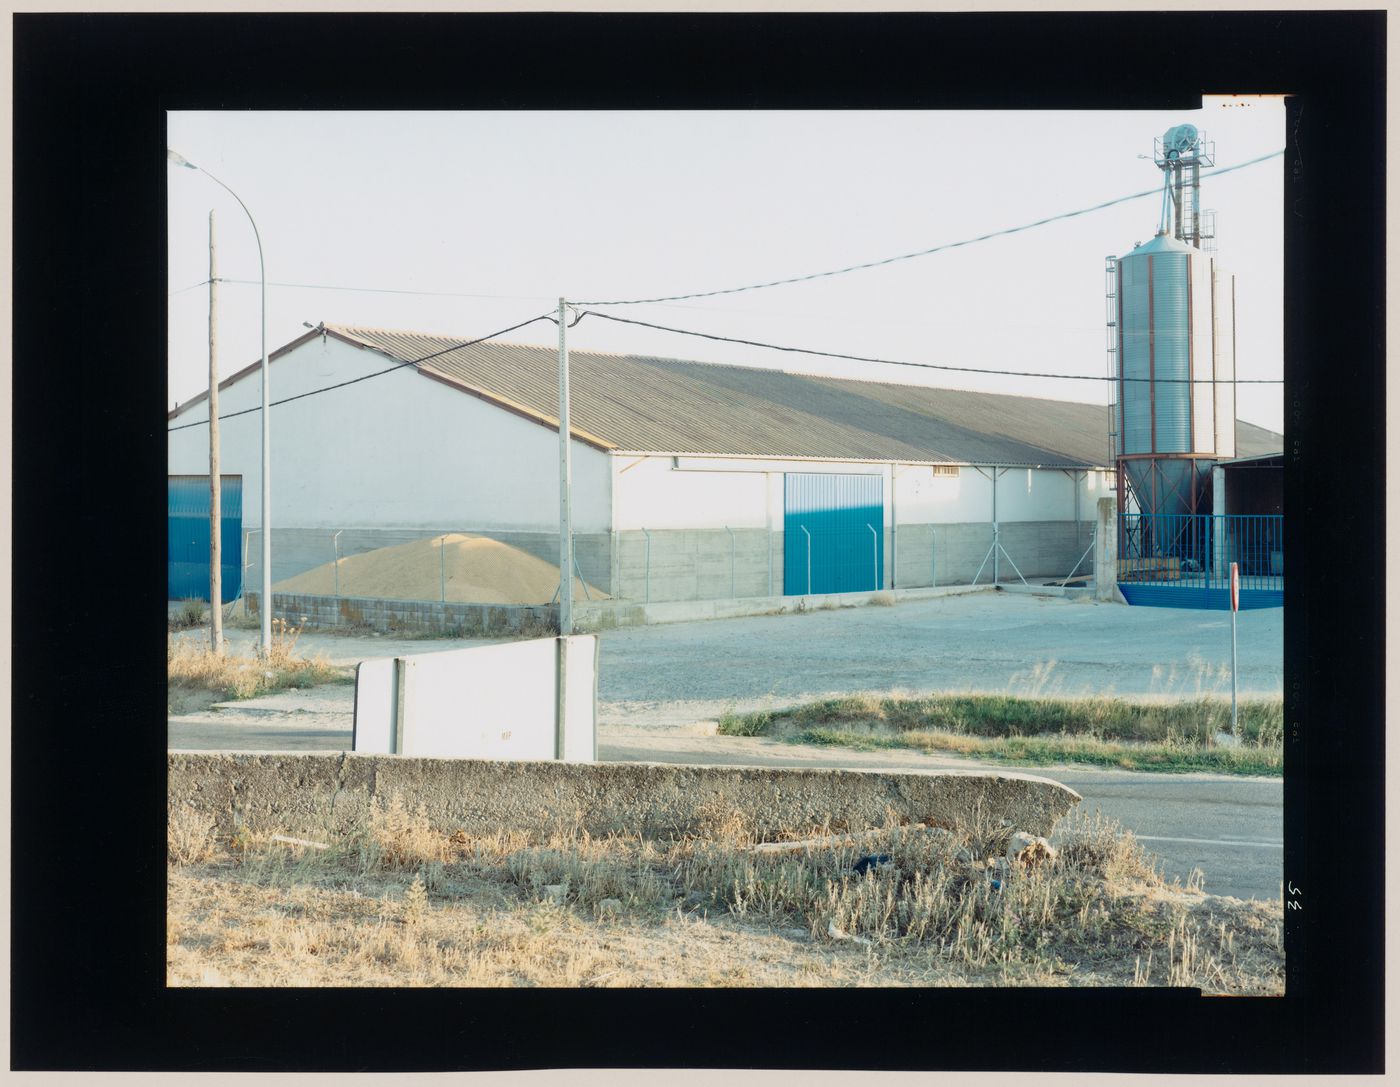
{"left": 167, "top": 800, "right": 1284, "bottom": 991}
{"left": 167, "top": 617, "right": 350, "bottom": 700}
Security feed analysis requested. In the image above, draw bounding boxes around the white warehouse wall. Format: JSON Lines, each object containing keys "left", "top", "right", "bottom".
{"left": 169, "top": 334, "right": 612, "bottom": 533}
{"left": 893, "top": 465, "right": 1111, "bottom": 524}
{"left": 611, "top": 459, "right": 1111, "bottom": 531}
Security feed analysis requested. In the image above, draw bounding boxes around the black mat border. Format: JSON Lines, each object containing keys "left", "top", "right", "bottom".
{"left": 10, "top": 9, "right": 1385, "bottom": 1074}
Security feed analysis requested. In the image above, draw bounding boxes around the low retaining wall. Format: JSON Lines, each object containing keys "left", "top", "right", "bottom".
{"left": 248, "top": 584, "right": 997, "bottom": 635}
{"left": 168, "top": 753, "right": 1081, "bottom": 843}
{"left": 573, "top": 583, "right": 993, "bottom": 631}
{"left": 249, "top": 592, "right": 555, "bottom": 636}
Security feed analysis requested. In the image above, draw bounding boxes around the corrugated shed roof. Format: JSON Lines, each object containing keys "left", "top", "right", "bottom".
{"left": 324, "top": 324, "right": 1282, "bottom": 468}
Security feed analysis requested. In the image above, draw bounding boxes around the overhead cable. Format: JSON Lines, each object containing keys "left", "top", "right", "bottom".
{"left": 582, "top": 310, "right": 1285, "bottom": 385}
{"left": 167, "top": 312, "right": 554, "bottom": 432}
{"left": 576, "top": 150, "right": 1286, "bottom": 307}
{"left": 169, "top": 277, "right": 555, "bottom": 303}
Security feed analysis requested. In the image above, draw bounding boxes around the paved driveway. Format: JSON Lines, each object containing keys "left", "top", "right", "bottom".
{"left": 595, "top": 590, "right": 1282, "bottom": 726}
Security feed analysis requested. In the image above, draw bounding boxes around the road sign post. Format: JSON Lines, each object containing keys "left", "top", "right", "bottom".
{"left": 1230, "top": 561, "right": 1240, "bottom": 732}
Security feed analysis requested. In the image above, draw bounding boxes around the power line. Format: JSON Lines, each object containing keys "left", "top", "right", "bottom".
{"left": 225, "top": 278, "right": 559, "bottom": 303}
{"left": 576, "top": 150, "right": 1286, "bottom": 307}
{"left": 167, "top": 312, "right": 554, "bottom": 432}
{"left": 582, "top": 310, "right": 1285, "bottom": 386}
{"left": 168, "top": 277, "right": 555, "bottom": 303}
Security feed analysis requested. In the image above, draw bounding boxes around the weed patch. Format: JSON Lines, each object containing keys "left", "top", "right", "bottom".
{"left": 168, "top": 806, "right": 1283, "bottom": 991}
{"left": 168, "top": 617, "right": 351, "bottom": 700}
{"left": 719, "top": 694, "right": 1283, "bottom": 776}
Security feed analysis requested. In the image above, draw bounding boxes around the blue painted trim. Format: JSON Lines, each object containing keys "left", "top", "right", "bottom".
{"left": 1119, "top": 583, "right": 1282, "bottom": 610}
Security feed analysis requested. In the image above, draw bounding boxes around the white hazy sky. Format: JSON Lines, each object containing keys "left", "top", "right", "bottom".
{"left": 168, "top": 100, "right": 1285, "bottom": 433}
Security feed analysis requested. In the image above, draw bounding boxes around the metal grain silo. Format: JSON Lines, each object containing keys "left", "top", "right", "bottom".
{"left": 1113, "top": 230, "right": 1236, "bottom": 517}
{"left": 1107, "top": 125, "right": 1236, "bottom": 522}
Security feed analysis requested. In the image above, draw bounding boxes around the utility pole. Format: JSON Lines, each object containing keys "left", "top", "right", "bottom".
{"left": 207, "top": 210, "right": 222, "bottom": 653}
{"left": 558, "top": 298, "right": 574, "bottom": 636}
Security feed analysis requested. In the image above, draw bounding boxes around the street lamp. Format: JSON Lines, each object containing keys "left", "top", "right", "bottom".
{"left": 168, "top": 149, "right": 273, "bottom": 657}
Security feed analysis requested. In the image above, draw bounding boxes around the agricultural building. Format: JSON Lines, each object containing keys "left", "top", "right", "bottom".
{"left": 167, "top": 323, "right": 1280, "bottom": 606}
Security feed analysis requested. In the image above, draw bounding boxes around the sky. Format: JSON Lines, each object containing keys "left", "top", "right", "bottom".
{"left": 167, "top": 101, "right": 1285, "bottom": 433}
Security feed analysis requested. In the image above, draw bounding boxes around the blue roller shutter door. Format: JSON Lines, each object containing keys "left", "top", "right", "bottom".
{"left": 168, "top": 475, "right": 243, "bottom": 602}
{"left": 783, "top": 473, "right": 884, "bottom": 595}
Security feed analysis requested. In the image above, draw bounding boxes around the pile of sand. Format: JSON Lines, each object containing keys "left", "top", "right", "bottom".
{"left": 273, "top": 533, "right": 607, "bottom": 605}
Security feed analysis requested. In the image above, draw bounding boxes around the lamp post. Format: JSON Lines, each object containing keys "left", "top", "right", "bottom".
{"left": 168, "top": 150, "right": 272, "bottom": 657}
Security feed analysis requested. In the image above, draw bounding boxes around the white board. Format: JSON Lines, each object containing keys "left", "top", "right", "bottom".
{"left": 558, "top": 635, "right": 599, "bottom": 762}
{"left": 353, "top": 636, "right": 598, "bottom": 762}
{"left": 352, "top": 657, "right": 396, "bottom": 754}
{"left": 397, "top": 639, "right": 557, "bottom": 759}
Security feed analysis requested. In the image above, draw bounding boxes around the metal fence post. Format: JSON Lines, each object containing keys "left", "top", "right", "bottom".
{"left": 243, "top": 528, "right": 254, "bottom": 616}
{"left": 931, "top": 528, "right": 936, "bottom": 588}
{"left": 867, "top": 523, "right": 879, "bottom": 591}
{"left": 573, "top": 555, "right": 593, "bottom": 601}
{"left": 439, "top": 535, "right": 446, "bottom": 603}
{"left": 800, "top": 525, "right": 812, "bottom": 595}
{"left": 726, "top": 525, "right": 736, "bottom": 599}
{"left": 333, "top": 530, "right": 344, "bottom": 598}
{"left": 641, "top": 527, "right": 652, "bottom": 604}
{"left": 767, "top": 527, "right": 773, "bottom": 597}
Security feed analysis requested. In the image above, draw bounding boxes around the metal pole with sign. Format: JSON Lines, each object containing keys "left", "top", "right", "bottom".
{"left": 1230, "top": 561, "right": 1240, "bottom": 732}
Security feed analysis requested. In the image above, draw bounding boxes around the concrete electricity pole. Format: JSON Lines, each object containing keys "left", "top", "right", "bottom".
{"left": 208, "top": 210, "right": 222, "bottom": 652}
{"left": 558, "top": 297, "right": 574, "bottom": 636}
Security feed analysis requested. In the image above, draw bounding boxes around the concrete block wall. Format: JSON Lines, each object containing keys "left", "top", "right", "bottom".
{"left": 996, "top": 522, "right": 1095, "bottom": 580}
{"left": 252, "top": 591, "right": 557, "bottom": 636}
{"left": 608, "top": 521, "right": 1099, "bottom": 602}
{"left": 612, "top": 528, "right": 783, "bottom": 603}
{"left": 892, "top": 520, "right": 1096, "bottom": 588}
{"left": 630, "top": 528, "right": 782, "bottom": 602}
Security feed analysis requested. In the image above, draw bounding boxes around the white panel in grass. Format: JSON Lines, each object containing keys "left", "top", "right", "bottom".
{"left": 396, "top": 639, "right": 558, "bottom": 760}
{"left": 558, "top": 635, "right": 600, "bottom": 763}
{"left": 351, "top": 636, "right": 599, "bottom": 761}
{"left": 352, "top": 657, "right": 397, "bottom": 755}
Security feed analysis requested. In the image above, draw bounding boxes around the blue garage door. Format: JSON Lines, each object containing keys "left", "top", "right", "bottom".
{"left": 168, "top": 476, "right": 243, "bottom": 602}
{"left": 784, "top": 473, "right": 884, "bottom": 595}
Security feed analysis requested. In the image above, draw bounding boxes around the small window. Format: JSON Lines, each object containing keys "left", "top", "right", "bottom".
{"left": 930, "top": 465, "right": 959, "bottom": 478}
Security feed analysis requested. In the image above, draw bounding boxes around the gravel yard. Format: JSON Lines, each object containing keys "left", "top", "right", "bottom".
{"left": 179, "top": 590, "right": 1283, "bottom": 733}
{"left": 170, "top": 591, "right": 1284, "bottom": 901}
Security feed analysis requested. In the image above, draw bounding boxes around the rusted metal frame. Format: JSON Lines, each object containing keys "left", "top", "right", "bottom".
{"left": 1187, "top": 254, "right": 1195, "bottom": 458}
{"left": 1147, "top": 256, "right": 1157, "bottom": 457}
{"left": 1115, "top": 264, "right": 1127, "bottom": 553}
{"left": 1232, "top": 276, "right": 1239, "bottom": 456}
{"left": 1210, "top": 259, "right": 1219, "bottom": 451}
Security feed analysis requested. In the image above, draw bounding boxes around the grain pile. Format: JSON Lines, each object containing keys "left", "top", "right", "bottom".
{"left": 273, "top": 534, "right": 606, "bottom": 605}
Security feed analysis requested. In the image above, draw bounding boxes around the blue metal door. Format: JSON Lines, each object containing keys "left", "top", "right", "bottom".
{"left": 168, "top": 476, "right": 243, "bottom": 602}
{"left": 783, "top": 473, "right": 884, "bottom": 595}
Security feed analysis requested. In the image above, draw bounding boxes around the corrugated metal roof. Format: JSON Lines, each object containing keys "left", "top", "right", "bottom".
{"left": 324, "top": 324, "right": 1282, "bottom": 468}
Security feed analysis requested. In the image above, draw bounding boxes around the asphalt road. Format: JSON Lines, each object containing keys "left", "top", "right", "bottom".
{"left": 171, "top": 592, "right": 1283, "bottom": 901}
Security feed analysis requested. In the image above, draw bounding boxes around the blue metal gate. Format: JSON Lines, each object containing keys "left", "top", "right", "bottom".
{"left": 783, "top": 473, "right": 884, "bottom": 595}
{"left": 1118, "top": 512, "right": 1282, "bottom": 610}
{"left": 168, "top": 475, "right": 243, "bottom": 602}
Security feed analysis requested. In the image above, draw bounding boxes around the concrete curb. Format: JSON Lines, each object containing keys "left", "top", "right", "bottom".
{"left": 168, "top": 752, "right": 1082, "bottom": 843}
{"left": 574, "top": 583, "right": 997, "bottom": 631}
